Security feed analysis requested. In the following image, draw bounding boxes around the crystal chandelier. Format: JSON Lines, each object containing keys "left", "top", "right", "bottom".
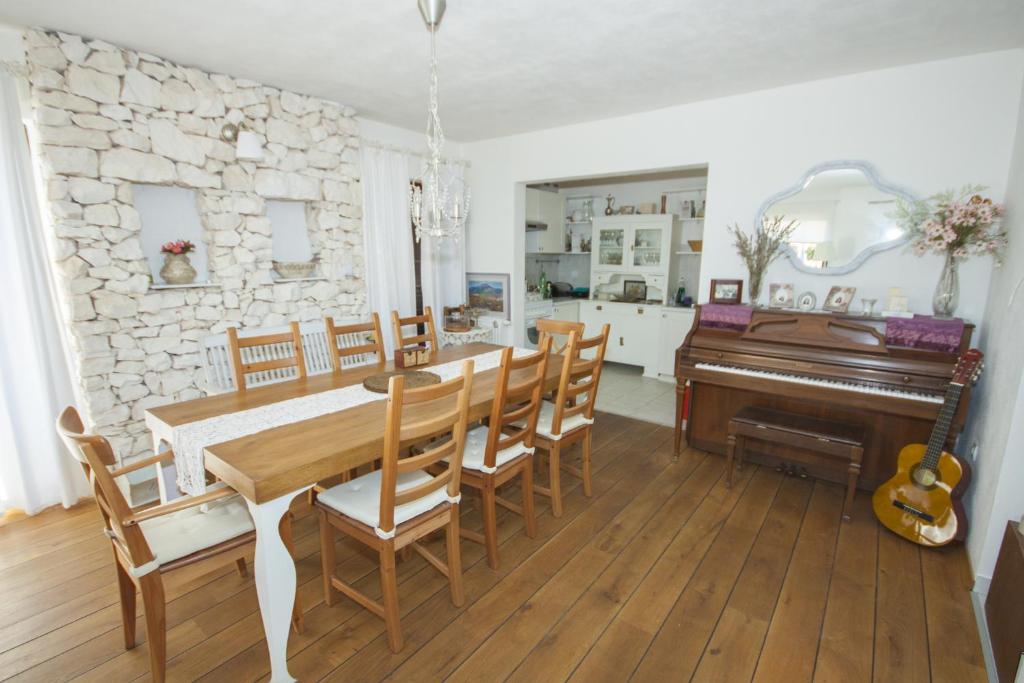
{"left": 410, "top": 0, "right": 470, "bottom": 242}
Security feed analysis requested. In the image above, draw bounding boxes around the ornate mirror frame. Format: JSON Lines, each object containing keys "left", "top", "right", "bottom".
{"left": 755, "top": 160, "right": 917, "bottom": 276}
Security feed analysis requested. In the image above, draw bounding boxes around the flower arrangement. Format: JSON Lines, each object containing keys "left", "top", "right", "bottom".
{"left": 160, "top": 240, "right": 196, "bottom": 255}
{"left": 728, "top": 215, "right": 797, "bottom": 305}
{"left": 894, "top": 185, "right": 1006, "bottom": 264}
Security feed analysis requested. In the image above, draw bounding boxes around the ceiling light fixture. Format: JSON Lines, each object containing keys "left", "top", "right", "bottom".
{"left": 409, "top": 0, "right": 469, "bottom": 242}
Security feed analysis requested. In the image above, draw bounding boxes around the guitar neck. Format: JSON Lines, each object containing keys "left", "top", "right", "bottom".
{"left": 921, "top": 382, "right": 964, "bottom": 471}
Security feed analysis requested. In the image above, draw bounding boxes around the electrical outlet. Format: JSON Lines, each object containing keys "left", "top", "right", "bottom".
{"left": 969, "top": 441, "right": 979, "bottom": 462}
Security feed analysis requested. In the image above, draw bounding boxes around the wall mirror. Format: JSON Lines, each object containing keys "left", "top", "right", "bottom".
{"left": 756, "top": 160, "right": 916, "bottom": 275}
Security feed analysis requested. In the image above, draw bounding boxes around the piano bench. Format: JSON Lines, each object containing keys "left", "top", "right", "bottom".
{"left": 726, "top": 406, "right": 865, "bottom": 521}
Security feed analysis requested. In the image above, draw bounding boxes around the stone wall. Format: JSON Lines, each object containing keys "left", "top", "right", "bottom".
{"left": 22, "top": 29, "right": 365, "bottom": 462}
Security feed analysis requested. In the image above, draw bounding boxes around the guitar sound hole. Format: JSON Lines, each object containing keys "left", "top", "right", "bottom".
{"left": 910, "top": 464, "right": 940, "bottom": 490}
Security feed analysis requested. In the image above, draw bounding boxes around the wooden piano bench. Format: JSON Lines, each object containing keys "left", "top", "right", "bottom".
{"left": 726, "top": 406, "right": 865, "bottom": 521}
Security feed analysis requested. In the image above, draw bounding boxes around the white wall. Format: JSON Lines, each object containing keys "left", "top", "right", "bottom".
{"left": 963, "top": 67, "right": 1024, "bottom": 589}
{"left": 463, "top": 50, "right": 1024, "bottom": 346}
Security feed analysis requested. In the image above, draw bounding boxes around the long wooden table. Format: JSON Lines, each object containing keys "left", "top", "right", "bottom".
{"left": 145, "top": 343, "right": 560, "bottom": 682}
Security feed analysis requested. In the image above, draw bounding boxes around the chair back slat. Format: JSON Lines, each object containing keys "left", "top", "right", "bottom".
{"left": 326, "top": 313, "right": 386, "bottom": 371}
{"left": 479, "top": 342, "right": 551, "bottom": 470}
{"left": 391, "top": 306, "right": 440, "bottom": 354}
{"left": 55, "top": 407, "right": 155, "bottom": 568}
{"left": 227, "top": 321, "right": 308, "bottom": 391}
{"left": 377, "top": 361, "right": 474, "bottom": 534}
{"left": 537, "top": 319, "right": 584, "bottom": 356}
{"left": 550, "top": 325, "right": 610, "bottom": 436}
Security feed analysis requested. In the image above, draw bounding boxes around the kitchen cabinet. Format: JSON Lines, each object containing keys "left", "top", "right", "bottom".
{"left": 658, "top": 307, "right": 696, "bottom": 377}
{"left": 526, "top": 188, "right": 565, "bottom": 253}
{"left": 552, "top": 300, "right": 579, "bottom": 322}
{"left": 579, "top": 300, "right": 660, "bottom": 378}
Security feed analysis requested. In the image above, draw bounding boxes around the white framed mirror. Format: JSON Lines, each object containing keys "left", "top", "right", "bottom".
{"left": 756, "top": 160, "right": 916, "bottom": 275}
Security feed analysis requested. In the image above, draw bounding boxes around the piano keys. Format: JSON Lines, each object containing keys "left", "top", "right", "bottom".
{"left": 675, "top": 307, "right": 974, "bottom": 489}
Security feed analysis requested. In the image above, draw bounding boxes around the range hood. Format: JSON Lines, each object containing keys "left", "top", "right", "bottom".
{"left": 526, "top": 220, "right": 548, "bottom": 232}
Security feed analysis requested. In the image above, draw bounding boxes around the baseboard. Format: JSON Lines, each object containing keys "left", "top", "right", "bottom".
{"left": 971, "top": 589, "right": 999, "bottom": 683}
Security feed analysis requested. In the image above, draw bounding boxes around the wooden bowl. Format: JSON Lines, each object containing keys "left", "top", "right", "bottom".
{"left": 687, "top": 240, "right": 703, "bottom": 253}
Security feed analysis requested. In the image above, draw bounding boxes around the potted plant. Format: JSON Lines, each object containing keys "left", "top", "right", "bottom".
{"left": 728, "top": 215, "right": 797, "bottom": 306}
{"left": 159, "top": 240, "right": 198, "bottom": 285}
{"left": 894, "top": 186, "right": 1006, "bottom": 318}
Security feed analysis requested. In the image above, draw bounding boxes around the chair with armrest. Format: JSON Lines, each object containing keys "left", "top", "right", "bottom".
{"left": 55, "top": 406, "right": 302, "bottom": 682}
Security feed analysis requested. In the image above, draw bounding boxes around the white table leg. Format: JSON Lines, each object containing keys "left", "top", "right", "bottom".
{"left": 151, "top": 435, "right": 181, "bottom": 503}
{"left": 246, "top": 487, "right": 311, "bottom": 683}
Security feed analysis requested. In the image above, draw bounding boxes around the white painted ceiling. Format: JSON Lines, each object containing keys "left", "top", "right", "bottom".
{"left": 1, "top": 0, "right": 1022, "bottom": 141}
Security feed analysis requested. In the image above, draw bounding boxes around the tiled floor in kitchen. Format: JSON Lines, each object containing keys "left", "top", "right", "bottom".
{"left": 594, "top": 362, "right": 677, "bottom": 427}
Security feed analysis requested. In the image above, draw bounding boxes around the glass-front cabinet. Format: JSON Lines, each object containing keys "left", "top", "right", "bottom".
{"left": 632, "top": 226, "right": 667, "bottom": 271}
{"left": 597, "top": 227, "right": 625, "bottom": 267}
{"left": 592, "top": 216, "right": 673, "bottom": 274}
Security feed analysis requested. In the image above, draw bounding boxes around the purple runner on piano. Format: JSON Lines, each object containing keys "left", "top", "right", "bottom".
{"left": 700, "top": 303, "right": 754, "bottom": 331}
{"left": 884, "top": 314, "right": 964, "bottom": 354}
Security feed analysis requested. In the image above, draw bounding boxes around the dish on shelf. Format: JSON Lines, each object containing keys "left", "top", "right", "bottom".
{"left": 272, "top": 260, "right": 317, "bottom": 279}
{"left": 688, "top": 240, "right": 703, "bottom": 252}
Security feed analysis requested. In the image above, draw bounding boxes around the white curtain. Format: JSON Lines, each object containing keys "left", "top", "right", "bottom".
{"left": 420, "top": 163, "right": 468, "bottom": 317}
{"left": 0, "top": 71, "right": 89, "bottom": 514}
{"left": 359, "top": 145, "right": 416, "bottom": 356}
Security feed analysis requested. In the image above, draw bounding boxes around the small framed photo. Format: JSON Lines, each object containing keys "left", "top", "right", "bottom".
{"left": 467, "top": 272, "right": 511, "bottom": 321}
{"left": 617, "top": 205, "right": 636, "bottom": 215}
{"left": 823, "top": 286, "right": 856, "bottom": 313}
{"left": 623, "top": 279, "right": 647, "bottom": 302}
{"left": 710, "top": 279, "right": 743, "bottom": 305}
{"left": 769, "top": 283, "right": 794, "bottom": 308}
{"left": 796, "top": 291, "right": 817, "bottom": 311}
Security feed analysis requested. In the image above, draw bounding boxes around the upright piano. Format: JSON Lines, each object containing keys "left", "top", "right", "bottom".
{"left": 674, "top": 307, "right": 974, "bottom": 489}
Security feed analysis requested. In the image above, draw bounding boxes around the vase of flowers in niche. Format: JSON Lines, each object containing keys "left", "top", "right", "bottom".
{"left": 894, "top": 186, "right": 1006, "bottom": 318}
{"left": 728, "top": 215, "right": 797, "bottom": 306}
{"left": 159, "top": 240, "right": 198, "bottom": 285}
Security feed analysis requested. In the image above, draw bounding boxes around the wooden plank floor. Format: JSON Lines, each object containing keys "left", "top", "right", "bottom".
{"left": 0, "top": 414, "right": 987, "bottom": 682}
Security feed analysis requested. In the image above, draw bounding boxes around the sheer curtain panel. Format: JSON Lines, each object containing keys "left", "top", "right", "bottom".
{"left": 359, "top": 146, "right": 416, "bottom": 356}
{"left": 0, "top": 72, "right": 89, "bottom": 514}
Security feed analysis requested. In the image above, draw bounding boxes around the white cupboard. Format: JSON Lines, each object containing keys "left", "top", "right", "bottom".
{"left": 526, "top": 188, "right": 566, "bottom": 254}
{"left": 552, "top": 300, "right": 579, "bottom": 322}
{"left": 658, "top": 307, "right": 696, "bottom": 377}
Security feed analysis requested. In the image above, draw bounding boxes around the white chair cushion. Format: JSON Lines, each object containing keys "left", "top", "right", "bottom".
{"left": 459, "top": 425, "right": 533, "bottom": 474}
{"left": 139, "top": 484, "right": 254, "bottom": 566}
{"left": 317, "top": 468, "right": 457, "bottom": 539}
{"left": 535, "top": 400, "right": 594, "bottom": 440}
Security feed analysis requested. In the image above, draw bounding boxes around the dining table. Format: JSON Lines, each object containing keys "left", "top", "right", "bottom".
{"left": 144, "top": 342, "right": 561, "bottom": 682}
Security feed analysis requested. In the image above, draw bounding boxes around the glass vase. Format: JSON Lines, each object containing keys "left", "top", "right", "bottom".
{"left": 748, "top": 270, "right": 764, "bottom": 307}
{"left": 932, "top": 252, "right": 960, "bottom": 318}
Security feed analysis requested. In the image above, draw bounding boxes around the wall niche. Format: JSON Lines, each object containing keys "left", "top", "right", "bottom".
{"left": 134, "top": 184, "right": 212, "bottom": 288}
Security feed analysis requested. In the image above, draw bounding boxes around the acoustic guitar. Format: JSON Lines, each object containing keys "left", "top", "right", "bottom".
{"left": 872, "top": 349, "right": 983, "bottom": 547}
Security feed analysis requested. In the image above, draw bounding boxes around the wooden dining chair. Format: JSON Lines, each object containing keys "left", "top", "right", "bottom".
{"left": 316, "top": 360, "right": 474, "bottom": 652}
{"left": 536, "top": 318, "right": 584, "bottom": 355}
{"left": 55, "top": 406, "right": 303, "bottom": 683}
{"left": 391, "top": 306, "right": 440, "bottom": 354}
{"left": 325, "top": 313, "right": 386, "bottom": 371}
{"left": 226, "top": 320, "right": 307, "bottom": 390}
{"left": 533, "top": 324, "right": 610, "bottom": 517}
{"left": 449, "top": 342, "right": 550, "bottom": 569}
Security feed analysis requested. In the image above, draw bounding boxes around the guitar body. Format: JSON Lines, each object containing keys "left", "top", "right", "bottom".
{"left": 872, "top": 443, "right": 969, "bottom": 547}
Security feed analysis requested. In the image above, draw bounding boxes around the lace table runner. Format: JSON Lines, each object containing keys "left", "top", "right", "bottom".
{"left": 172, "top": 347, "right": 531, "bottom": 496}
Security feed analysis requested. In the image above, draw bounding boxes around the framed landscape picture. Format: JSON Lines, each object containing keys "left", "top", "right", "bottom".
{"left": 467, "top": 272, "right": 510, "bottom": 320}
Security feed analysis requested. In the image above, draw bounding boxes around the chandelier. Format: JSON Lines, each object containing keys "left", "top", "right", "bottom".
{"left": 410, "top": 0, "right": 470, "bottom": 242}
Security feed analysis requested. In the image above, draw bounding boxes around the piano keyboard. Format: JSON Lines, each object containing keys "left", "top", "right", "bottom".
{"left": 694, "top": 362, "right": 945, "bottom": 404}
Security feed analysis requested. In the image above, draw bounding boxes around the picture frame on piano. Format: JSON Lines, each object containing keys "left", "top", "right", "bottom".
{"left": 824, "top": 285, "right": 857, "bottom": 313}
{"left": 769, "top": 283, "right": 795, "bottom": 308}
{"left": 710, "top": 279, "right": 743, "bottom": 305}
